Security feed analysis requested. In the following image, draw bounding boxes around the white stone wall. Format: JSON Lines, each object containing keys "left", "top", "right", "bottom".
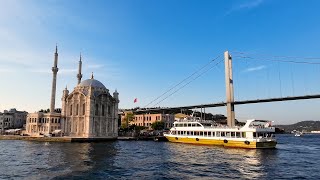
{"left": 62, "top": 85, "right": 119, "bottom": 138}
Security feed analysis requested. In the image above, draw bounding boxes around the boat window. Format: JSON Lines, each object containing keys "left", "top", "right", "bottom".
{"left": 212, "top": 132, "right": 215, "bottom": 137}
{"left": 216, "top": 132, "right": 220, "bottom": 137}
{"left": 200, "top": 131, "right": 203, "bottom": 136}
{"left": 192, "top": 123, "right": 195, "bottom": 127}
{"left": 221, "top": 132, "right": 225, "bottom": 137}
{"left": 208, "top": 132, "right": 211, "bottom": 136}
{"left": 226, "top": 132, "right": 231, "bottom": 137}
{"left": 231, "top": 132, "right": 235, "bottom": 137}
{"left": 236, "top": 132, "right": 240, "bottom": 138}
{"left": 204, "top": 131, "right": 207, "bottom": 136}
{"left": 184, "top": 131, "right": 187, "bottom": 135}
{"left": 242, "top": 132, "right": 246, "bottom": 138}
{"left": 197, "top": 123, "right": 202, "bottom": 127}
{"left": 253, "top": 132, "right": 257, "bottom": 138}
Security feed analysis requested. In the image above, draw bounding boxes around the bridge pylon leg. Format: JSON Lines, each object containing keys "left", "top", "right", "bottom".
{"left": 224, "top": 51, "right": 235, "bottom": 127}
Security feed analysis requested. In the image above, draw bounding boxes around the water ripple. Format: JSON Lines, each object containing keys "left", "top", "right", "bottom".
{"left": 0, "top": 135, "right": 319, "bottom": 179}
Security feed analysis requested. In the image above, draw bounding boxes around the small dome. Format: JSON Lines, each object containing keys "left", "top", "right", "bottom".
{"left": 78, "top": 79, "right": 106, "bottom": 89}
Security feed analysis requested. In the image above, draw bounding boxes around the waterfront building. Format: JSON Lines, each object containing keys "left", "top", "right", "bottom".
{"left": 0, "top": 108, "right": 27, "bottom": 134}
{"left": 61, "top": 73, "right": 119, "bottom": 138}
{"left": 25, "top": 46, "right": 119, "bottom": 138}
{"left": 122, "top": 112, "right": 175, "bottom": 129}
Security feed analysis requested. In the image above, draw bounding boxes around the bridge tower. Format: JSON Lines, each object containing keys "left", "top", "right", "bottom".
{"left": 224, "top": 51, "right": 235, "bottom": 127}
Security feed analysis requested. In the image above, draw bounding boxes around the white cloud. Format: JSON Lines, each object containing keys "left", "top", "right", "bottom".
{"left": 226, "top": 0, "right": 264, "bottom": 15}
{"left": 243, "top": 65, "right": 266, "bottom": 72}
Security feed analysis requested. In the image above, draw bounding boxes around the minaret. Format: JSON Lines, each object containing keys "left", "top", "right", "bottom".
{"left": 113, "top": 89, "right": 120, "bottom": 137}
{"left": 77, "top": 53, "right": 83, "bottom": 84}
{"left": 50, "top": 45, "right": 59, "bottom": 113}
{"left": 61, "top": 86, "right": 69, "bottom": 116}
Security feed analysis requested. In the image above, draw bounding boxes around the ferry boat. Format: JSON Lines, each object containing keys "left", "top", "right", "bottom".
{"left": 164, "top": 117, "right": 277, "bottom": 149}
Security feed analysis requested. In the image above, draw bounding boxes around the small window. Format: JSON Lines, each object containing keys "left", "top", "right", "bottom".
{"left": 102, "top": 105, "right": 105, "bottom": 116}
{"left": 231, "top": 132, "right": 235, "bottom": 137}
{"left": 236, "top": 132, "right": 241, "bottom": 138}
{"left": 108, "top": 106, "right": 111, "bottom": 114}
{"left": 70, "top": 105, "right": 73, "bottom": 115}
{"left": 208, "top": 132, "right": 211, "bottom": 136}
{"left": 221, "top": 132, "right": 225, "bottom": 137}
{"left": 200, "top": 132, "right": 203, "bottom": 136}
{"left": 76, "top": 104, "right": 79, "bottom": 115}
{"left": 226, "top": 132, "right": 231, "bottom": 137}
{"left": 95, "top": 104, "right": 99, "bottom": 116}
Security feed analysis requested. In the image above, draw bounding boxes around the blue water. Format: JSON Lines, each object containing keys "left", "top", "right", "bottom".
{"left": 0, "top": 134, "right": 319, "bottom": 179}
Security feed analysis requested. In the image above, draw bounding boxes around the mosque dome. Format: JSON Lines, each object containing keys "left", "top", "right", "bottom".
{"left": 78, "top": 74, "right": 106, "bottom": 89}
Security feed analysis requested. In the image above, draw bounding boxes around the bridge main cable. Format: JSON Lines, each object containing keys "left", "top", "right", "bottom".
{"left": 143, "top": 54, "right": 222, "bottom": 108}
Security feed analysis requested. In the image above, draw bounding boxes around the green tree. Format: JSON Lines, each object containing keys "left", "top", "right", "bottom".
{"left": 151, "top": 121, "right": 165, "bottom": 130}
{"left": 121, "top": 112, "right": 135, "bottom": 129}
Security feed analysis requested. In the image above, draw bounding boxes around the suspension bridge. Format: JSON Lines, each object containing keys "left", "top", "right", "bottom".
{"left": 133, "top": 51, "right": 320, "bottom": 127}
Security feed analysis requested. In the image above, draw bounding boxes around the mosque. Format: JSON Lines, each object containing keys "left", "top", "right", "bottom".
{"left": 26, "top": 46, "right": 119, "bottom": 139}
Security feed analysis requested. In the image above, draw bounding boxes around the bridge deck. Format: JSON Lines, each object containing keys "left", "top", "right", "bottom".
{"left": 135, "top": 94, "right": 320, "bottom": 113}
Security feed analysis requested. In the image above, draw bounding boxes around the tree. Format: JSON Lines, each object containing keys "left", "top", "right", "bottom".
{"left": 121, "top": 112, "right": 135, "bottom": 129}
{"left": 151, "top": 121, "right": 165, "bottom": 130}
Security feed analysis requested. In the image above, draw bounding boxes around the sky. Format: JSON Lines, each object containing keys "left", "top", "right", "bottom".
{"left": 0, "top": 0, "right": 320, "bottom": 124}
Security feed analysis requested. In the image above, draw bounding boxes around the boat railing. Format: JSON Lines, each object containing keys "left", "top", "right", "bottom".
{"left": 249, "top": 125, "right": 275, "bottom": 130}
{"left": 175, "top": 119, "right": 214, "bottom": 123}
{"left": 256, "top": 136, "right": 276, "bottom": 142}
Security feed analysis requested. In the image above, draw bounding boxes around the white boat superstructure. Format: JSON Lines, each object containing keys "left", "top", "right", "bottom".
{"left": 164, "top": 118, "right": 277, "bottom": 148}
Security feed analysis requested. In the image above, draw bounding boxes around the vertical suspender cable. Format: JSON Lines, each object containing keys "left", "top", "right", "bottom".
{"left": 290, "top": 64, "right": 295, "bottom": 96}
{"left": 278, "top": 62, "right": 282, "bottom": 97}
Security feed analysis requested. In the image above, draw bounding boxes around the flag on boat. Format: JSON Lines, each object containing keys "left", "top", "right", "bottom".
{"left": 134, "top": 98, "right": 138, "bottom": 103}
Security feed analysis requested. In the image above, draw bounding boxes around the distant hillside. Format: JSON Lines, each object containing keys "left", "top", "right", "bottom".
{"left": 275, "top": 121, "right": 320, "bottom": 132}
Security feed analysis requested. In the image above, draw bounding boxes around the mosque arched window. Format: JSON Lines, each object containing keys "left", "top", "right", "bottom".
{"left": 95, "top": 104, "right": 99, "bottom": 116}
{"left": 102, "top": 105, "right": 105, "bottom": 116}
{"left": 82, "top": 103, "right": 86, "bottom": 115}
{"left": 108, "top": 106, "right": 111, "bottom": 115}
{"left": 76, "top": 104, "right": 79, "bottom": 116}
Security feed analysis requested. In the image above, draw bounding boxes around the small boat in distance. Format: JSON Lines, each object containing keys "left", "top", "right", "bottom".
{"left": 164, "top": 117, "right": 277, "bottom": 149}
{"left": 292, "top": 130, "right": 303, "bottom": 137}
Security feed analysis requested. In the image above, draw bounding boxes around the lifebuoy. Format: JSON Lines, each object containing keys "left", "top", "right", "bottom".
{"left": 224, "top": 139, "right": 228, "bottom": 143}
{"left": 245, "top": 141, "right": 250, "bottom": 145}
{"left": 175, "top": 137, "right": 178, "bottom": 140}
{"left": 196, "top": 138, "right": 199, "bottom": 141}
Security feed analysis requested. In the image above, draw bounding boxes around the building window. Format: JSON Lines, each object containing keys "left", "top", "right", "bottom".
{"left": 70, "top": 105, "right": 73, "bottom": 115}
{"left": 102, "top": 105, "right": 105, "bottom": 116}
{"left": 95, "top": 104, "right": 99, "bottom": 116}
{"left": 108, "top": 106, "right": 111, "bottom": 114}
{"left": 82, "top": 103, "right": 85, "bottom": 115}
{"left": 76, "top": 104, "right": 79, "bottom": 115}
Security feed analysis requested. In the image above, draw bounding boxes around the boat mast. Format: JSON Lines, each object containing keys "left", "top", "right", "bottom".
{"left": 224, "top": 51, "right": 235, "bottom": 127}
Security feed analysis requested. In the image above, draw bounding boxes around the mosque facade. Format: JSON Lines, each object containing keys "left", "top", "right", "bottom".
{"left": 26, "top": 47, "right": 119, "bottom": 139}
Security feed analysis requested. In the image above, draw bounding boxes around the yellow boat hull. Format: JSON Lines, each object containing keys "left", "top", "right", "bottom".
{"left": 165, "top": 136, "right": 276, "bottom": 149}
